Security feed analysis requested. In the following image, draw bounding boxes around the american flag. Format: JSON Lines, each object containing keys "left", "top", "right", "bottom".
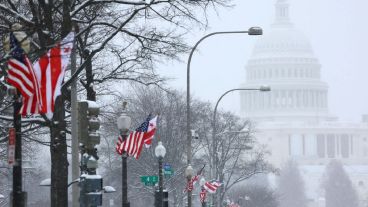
{"left": 116, "top": 115, "right": 157, "bottom": 159}
{"left": 6, "top": 32, "right": 74, "bottom": 117}
{"left": 199, "top": 188, "right": 207, "bottom": 203}
{"left": 203, "top": 181, "right": 222, "bottom": 194}
{"left": 33, "top": 32, "right": 74, "bottom": 118}
{"left": 7, "top": 32, "right": 41, "bottom": 115}
{"left": 184, "top": 174, "right": 199, "bottom": 192}
{"left": 184, "top": 165, "right": 205, "bottom": 192}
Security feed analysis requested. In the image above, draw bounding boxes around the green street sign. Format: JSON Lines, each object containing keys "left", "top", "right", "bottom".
{"left": 164, "top": 169, "right": 173, "bottom": 175}
{"left": 140, "top": 176, "right": 158, "bottom": 186}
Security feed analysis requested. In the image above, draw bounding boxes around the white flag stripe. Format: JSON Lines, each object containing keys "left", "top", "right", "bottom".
{"left": 130, "top": 133, "right": 137, "bottom": 154}
{"left": 7, "top": 74, "right": 33, "bottom": 96}
{"left": 46, "top": 63, "right": 52, "bottom": 117}
{"left": 135, "top": 134, "right": 144, "bottom": 158}
{"left": 7, "top": 64, "right": 34, "bottom": 90}
{"left": 135, "top": 133, "right": 144, "bottom": 156}
{"left": 26, "top": 96, "right": 32, "bottom": 114}
{"left": 25, "top": 57, "right": 42, "bottom": 109}
{"left": 8, "top": 59, "right": 31, "bottom": 75}
{"left": 126, "top": 132, "right": 134, "bottom": 153}
{"left": 204, "top": 181, "right": 222, "bottom": 194}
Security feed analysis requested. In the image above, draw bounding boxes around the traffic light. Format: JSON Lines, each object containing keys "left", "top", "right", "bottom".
{"left": 78, "top": 101, "right": 100, "bottom": 148}
{"left": 163, "top": 189, "right": 168, "bottom": 207}
{"left": 155, "top": 189, "right": 168, "bottom": 207}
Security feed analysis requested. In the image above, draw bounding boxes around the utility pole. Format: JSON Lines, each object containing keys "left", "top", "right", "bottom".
{"left": 70, "top": 25, "right": 79, "bottom": 207}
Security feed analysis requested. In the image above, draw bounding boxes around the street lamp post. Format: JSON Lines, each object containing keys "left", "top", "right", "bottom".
{"left": 211, "top": 86, "right": 270, "bottom": 206}
{"left": 3, "top": 23, "right": 30, "bottom": 207}
{"left": 199, "top": 177, "right": 206, "bottom": 207}
{"left": 155, "top": 141, "right": 166, "bottom": 207}
{"left": 186, "top": 27, "right": 263, "bottom": 207}
{"left": 117, "top": 102, "right": 131, "bottom": 207}
{"left": 184, "top": 165, "right": 194, "bottom": 206}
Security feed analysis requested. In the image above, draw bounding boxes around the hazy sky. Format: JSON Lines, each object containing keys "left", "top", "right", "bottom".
{"left": 158, "top": 0, "right": 368, "bottom": 122}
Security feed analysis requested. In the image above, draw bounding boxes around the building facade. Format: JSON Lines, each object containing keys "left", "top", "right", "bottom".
{"left": 240, "top": 1, "right": 368, "bottom": 206}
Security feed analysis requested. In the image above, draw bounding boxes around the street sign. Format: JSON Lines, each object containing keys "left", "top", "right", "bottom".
{"left": 140, "top": 176, "right": 158, "bottom": 186}
{"left": 164, "top": 169, "right": 173, "bottom": 176}
{"left": 8, "top": 128, "right": 15, "bottom": 165}
{"left": 163, "top": 163, "right": 171, "bottom": 171}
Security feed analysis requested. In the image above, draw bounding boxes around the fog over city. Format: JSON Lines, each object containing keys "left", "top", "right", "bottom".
{"left": 160, "top": 0, "right": 368, "bottom": 122}
{"left": 0, "top": 0, "right": 368, "bottom": 207}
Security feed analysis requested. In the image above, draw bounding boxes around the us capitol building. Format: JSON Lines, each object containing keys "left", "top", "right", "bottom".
{"left": 240, "top": 0, "right": 368, "bottom": 206}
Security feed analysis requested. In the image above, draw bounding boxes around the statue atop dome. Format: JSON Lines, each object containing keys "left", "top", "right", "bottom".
{"left": 274, "top": 0, "right": 292, "bottom": 27}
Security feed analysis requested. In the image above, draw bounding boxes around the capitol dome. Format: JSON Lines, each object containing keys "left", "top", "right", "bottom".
{"left": 252, "top": 28, "right": 314, "bottom": 59}
{"left": 240, "top": 0, "right": 335, "bottom": 122}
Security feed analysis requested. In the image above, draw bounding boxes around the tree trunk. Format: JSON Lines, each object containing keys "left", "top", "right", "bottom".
{"left": 50, "top": 95, "right": 68, "bottom": 207}
{"left": 50, "top": 0, "right": 72, "bottom": 205}
{"left": 219, "top": 173, "right": 225, "bottom": 207}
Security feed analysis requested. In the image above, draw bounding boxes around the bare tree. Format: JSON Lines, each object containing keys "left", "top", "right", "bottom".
{"left": 98, "top": 85, "right": 271, "bottom": 206}
{"left": 0, "top": 0, "right": 232, "bottom": 206}
{"left": 198, "top": 109, "right": 272, "bottom": 205}
{"left": 100, "top": 86, "right": 195, "bottom": 207}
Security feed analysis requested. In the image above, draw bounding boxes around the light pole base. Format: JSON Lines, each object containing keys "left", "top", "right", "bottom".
{"left": 10, "top": 191, "right": 27, "bottom": 207}
{"left": 123, "top": 201, "right": 130, "bottom": 207}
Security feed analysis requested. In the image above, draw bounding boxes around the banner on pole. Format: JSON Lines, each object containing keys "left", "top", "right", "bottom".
{"left": 8, "top": 128, "right": 16, "bottom": 165}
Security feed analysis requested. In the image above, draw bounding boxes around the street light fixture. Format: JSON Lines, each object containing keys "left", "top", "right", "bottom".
{"left": 186, "top": 27, "right": 263, "bottom": 207}
{"left": 40, "top": 178, "right": 80, "bottom": 187}
{"left": 155, "top": 141, "right": 166, "bottom": 207}
{"left": 40, "top": 178, "right": 116, "bottom": 193}
{"left": 117, "top": 102, "right": 131, "bottom": 207}
{"left": 248, "top": 27, "right": 263, "bottom": 35}
{"left": 211, "top": 86, "right": 270, "bottom": 206}
{"left": 185, "top": 165, "right": 194, "bottom": 180}
{"left": 103, "top": 186, "right": 117, "bottom": 193}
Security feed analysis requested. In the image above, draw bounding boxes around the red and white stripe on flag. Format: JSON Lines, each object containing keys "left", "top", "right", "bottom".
{"left": 200, "top": 188, "right": 207, "bottom": 203}
{"left": 7, "top": 32, "right": 74, "bottom": 117}
{"left": 143, "top": 116, "right": 157, "bottom": 147}
{"left": 204, "top": 181, "right": 222, "bottom": 194}
{"left": 33, "top": 32, "right": 74, "bottom": 118}
{"left": 115, "top": 136, "right": 123, "bottom": 154}
{"left": 116, "top": 132, "right": 146, "bottom": 159}
{"left": 7, "top": 33, "right": 41, "bottom": 115}
{"left": 116, "top": 115, "right": 158, "bottom": 159}
{"left": 184, "top": 175, "right": 199, "bottom": 192}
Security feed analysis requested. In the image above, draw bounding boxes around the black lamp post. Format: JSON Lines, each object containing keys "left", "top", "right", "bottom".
{"left": 3, "top": 23, "right": 30, "bottom": 207}
{"left": 155, "top": 141, "right": 166, "bottom": 207}
{"left": 117, "top": 102, "right": 131, "bottom": 207}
